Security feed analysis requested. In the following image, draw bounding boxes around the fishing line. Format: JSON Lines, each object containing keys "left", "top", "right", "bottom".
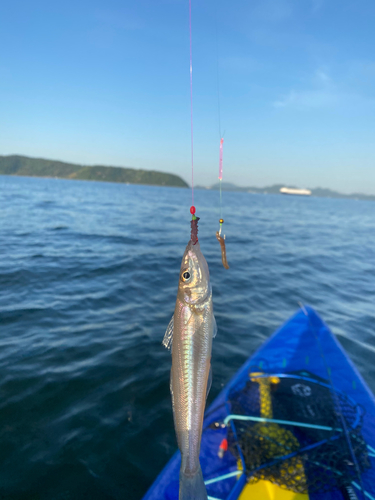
{"left": 219, "top": 137, "right": 224, "bottom": 220}
{"left": 215, "top": 17, "right": 222, "bottom": 141}
{"left": 188, "top": 0, "right": 199, "bottom": 243}
{"left": 215, "top": 11, "right": 224, "bottom": 226}
{"left": 189, "top": 0, "right": 194, "bottom": 208}
{"left": 215, "top": 8, "right": 229, "bottom": 269}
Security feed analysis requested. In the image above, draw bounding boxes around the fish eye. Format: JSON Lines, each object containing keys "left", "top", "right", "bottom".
{"left": 182, "top": 271, "right": 191, "bottom": 282}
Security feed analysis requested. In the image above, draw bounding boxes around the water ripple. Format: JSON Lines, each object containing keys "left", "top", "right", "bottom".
{"left": 0, "top": 176, "right": 375, "bottom": 499}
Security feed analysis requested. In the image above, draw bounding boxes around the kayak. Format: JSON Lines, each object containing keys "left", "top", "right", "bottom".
{"left": 143, "top": 306, "right": 375, "bottom": 500}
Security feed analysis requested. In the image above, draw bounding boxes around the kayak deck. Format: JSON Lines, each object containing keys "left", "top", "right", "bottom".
{"left": 240, "top": 479, "right": 308, "bottom": 499}
{"left": 143, "top": 306, "right": 375, "bottom": 500}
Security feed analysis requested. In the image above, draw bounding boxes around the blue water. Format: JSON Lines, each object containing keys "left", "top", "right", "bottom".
{"left": 0, "top": 175, "right": 374, "bottom": 499}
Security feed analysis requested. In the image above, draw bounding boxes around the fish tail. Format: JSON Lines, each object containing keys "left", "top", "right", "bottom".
{"left": 179, "top": 465, "right": 207, "bottom": 500}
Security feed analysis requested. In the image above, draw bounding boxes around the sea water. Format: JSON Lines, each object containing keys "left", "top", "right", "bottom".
{"left": 0, "top": 175, "right": 374, "bottom": 499}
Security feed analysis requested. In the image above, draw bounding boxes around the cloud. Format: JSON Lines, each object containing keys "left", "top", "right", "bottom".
{"left": 274, "top": 69, "right": 336, "bottom": 108}
{"left": 249, "top": 0, "right": 324, "bottom": 23}
{"left": 88, "top": 8, "right": 143, "bottom": 49}
{"left": 94, "top": 8, "right": 143, "bottom": 31}
{"left": 251, "top": 0, "right": 293, "bottom": 23}
{"left": 311, "top": 0, "right": 325, "bottom": 13}
{"left": 273, "top": 69, "right": 375, "bottom": 110}
{"left": 220, "top": 56, "right": 260, "bottom": 73}
{"left": 314, "top": 70, "right": 331, "bottom": 84}
{"left": 274, "top": 88, "right": 339, "bottom": 108}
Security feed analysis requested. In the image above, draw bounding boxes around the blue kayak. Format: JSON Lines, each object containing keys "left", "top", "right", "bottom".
{"left": 143, "top": 306, "right": 375, "bottom": 500}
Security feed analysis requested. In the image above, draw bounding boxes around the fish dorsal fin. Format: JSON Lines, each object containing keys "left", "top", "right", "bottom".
{"left": 213, "top": 314, "right": 217, "bottom": 338}
{"left": 206, "top": 364, "right": 212, "bottom": 400}
{"left": 162, "top": 315, "right": 174, "bottom": 350}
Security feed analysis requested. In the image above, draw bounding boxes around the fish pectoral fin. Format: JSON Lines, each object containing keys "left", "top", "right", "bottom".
{"left": 162, "top": 315, "right": 174, "bottom": 350}
{"left": 213, "top": 314, "right": 217, "bottom": 338}
{"left": 206, "top": 364, "right": 212, "bottom": 400}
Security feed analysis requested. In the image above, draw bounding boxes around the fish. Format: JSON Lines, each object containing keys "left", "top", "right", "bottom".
{"left": 163, "top": 239, "right": 217, "bottom": 500}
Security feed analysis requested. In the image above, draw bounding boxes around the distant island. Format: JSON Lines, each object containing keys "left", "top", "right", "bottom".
{"left": 196, "top": 182, "right": 375, "bottom": 202}
{"left": 1, "top": 155, "right": 373, "bottom": 201}
{"left": 0, "top": 155, "right": 188, "bottom": 188}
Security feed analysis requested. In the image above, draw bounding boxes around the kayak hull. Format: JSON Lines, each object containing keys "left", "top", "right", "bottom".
{"left": 143, "top": 306, "right": 375, "bottom": 500}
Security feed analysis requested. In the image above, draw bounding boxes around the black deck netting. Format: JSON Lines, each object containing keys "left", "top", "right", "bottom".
{"left": 226, "top": 371, "right": 371, "bottom": 494}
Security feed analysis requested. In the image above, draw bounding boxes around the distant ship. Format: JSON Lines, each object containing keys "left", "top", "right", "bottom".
{"left": 280, "top": 187, "right": 312, "bottom": 196}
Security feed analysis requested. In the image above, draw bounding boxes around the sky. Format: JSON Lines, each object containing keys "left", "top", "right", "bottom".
{"left": 1, "top": 0, "right": 375, "bottom": 194}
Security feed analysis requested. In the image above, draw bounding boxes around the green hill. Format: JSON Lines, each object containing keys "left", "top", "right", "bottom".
{"left": 201, "top": 182, "right": 375, "bottom": 201}
{"left": 0, "top": 155, "right": 188, "bottom": 188}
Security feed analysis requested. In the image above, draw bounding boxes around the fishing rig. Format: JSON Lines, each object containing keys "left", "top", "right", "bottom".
{"left": 188, "top": 0, "right": 199, "bottom": 245}
{"left": 215, "top": 22, "right": 229, "bottom": 270}
{"left": 216, "top": 137, "right": 229, "bottom": 269}
{"left": 187, "top": 0, "right": 230, "bottom": 267}
{"left": 190, "top": 206, "right": 199, "bottom": 245}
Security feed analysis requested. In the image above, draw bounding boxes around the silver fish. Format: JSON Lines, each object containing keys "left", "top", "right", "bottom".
{"left": 163, "top": 240, "right": 217, "bottom": 500}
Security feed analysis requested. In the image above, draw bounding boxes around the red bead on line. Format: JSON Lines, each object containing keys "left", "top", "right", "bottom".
{"left": 190, "top": 206, "right": 196, "bottom": 215}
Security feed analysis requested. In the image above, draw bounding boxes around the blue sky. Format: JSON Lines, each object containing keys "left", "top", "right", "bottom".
{"left": 1, "top": 0, "right": 375, "bottom": 194}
